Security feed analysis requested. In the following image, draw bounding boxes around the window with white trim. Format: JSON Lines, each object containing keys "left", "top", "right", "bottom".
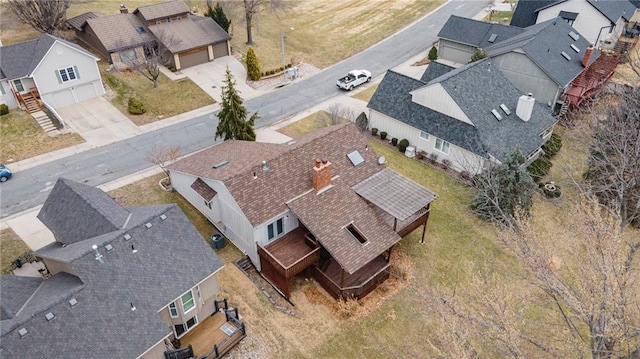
{"left": 267, "top": 218, "right": 284, "bottom": 241}
{"left": 58, "top": 67, "right": 77, "bottom": 83}
{"left": 181, "top": 290, "right": 195, "bottom": 313}
{"left": 0, "top": 83, "right": 5, "bottom": 95}
{"left": 168, "top": 302, "right": 178, "bottom": 317}
{"left": 419, "top": 131, "right": 429, "bottom": 141}
{"left": 13, "top": 79, "right": 24, "bottom": 92}
{"left": 435, "top": 138, "right": 450, "bottom": 154}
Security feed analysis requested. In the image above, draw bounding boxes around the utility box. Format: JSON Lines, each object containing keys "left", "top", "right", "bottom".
{"left": 210, "top": 233, "right": 226, "bottom": 250}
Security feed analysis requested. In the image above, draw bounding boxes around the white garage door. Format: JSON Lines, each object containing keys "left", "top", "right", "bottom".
{"left": 75, "top": 83, "right": 98, "bottom": 103}
{"left": 51, "top": 89, "right": 75, "bottom": 108}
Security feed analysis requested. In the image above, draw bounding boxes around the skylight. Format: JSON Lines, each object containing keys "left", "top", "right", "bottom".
{"left": 347, "top": 150, "right": 365, "bottom": 166}
{"left": 346, "top": 224, "right": 367, "bottom": 244}
{"left": 499, "top": 104, "right": 511, "bottom": 116}
{"left": 561, "top": 51, "right": 572, "bottom": 61}
{"left": 570, "top": 44, "right": 580, "bottom": 53}
{"left": 491, "top": 109, "right": 503, "bottom": 121}
{"left": 488, "top": 33, "right": 497, "bottom": 43}
{"left": 568, "top": 31, "right": 579, "bottom": 41}
{"left": 135, "top": 27, "right": 146, "bottom": 34}
{"left": 212, "top": 160, "right": 229, "bottom": 169}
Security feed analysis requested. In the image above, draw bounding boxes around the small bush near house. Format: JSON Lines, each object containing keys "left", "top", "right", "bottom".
{"left": 380, "top": 131, "right": 387, "bottom": 140}
{"left": 542, "top": 132, "right": 562, "bottom": 158}
{"left": 416, "top": 150, "right": 427, "bottom": 160}
{"left": 335, "top": 296, "right": 360, "bottom": 320}
{"left": 0, "top": 104, "right": 9, "bottom": 116}
{"left": 398, "top": 138, "right": 410, "bottom": 152}
{"left": 371, "top": 127, "right": 378, "bottom": 136}
{"left": 391, "top": 137, "right": 398, "bottom": 146}
{"left": 429, "top": 152, "right": 439, "bottom": 163}
{"left": 428, "top": 46, "right": 438, "bottom": 60}
{"left": 527, "top": 156, "right": 552, "bottom": 181}
{"left": 128, "top": 97, "right": 146, "bottom": 115}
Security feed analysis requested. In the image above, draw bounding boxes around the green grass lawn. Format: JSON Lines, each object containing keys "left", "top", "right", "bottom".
{"left": 0, "top": 228, "right": 31, "bottom": 274}
{"left": 0, "top": 110, "right": 84, "bottom": 163}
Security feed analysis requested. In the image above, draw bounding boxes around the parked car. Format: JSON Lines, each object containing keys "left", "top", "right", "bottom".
{"left": 336, "top": 70, "right": 371, "bottom": 91}
{"left": 0, "top": 164, "right": 12, "bottom": 182}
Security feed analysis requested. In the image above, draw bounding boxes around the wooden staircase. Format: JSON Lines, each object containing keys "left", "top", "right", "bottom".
{"left": 21, "top": 93, "right": 41, "bottom": 113}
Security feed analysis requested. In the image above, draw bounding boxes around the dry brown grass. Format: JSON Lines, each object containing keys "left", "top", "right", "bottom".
{"left": 0, "top": 228, "right": 31, "bottom": 274}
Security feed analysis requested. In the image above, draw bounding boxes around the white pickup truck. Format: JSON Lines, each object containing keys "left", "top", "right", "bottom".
{"left": 336, "top": 70, "right": 371, "bottom": 91}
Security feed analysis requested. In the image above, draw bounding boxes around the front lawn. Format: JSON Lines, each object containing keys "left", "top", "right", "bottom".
{"left": 0, "top": 110, "right": 84, "bottom": 163}
{"left": 101, "top": 69, "right": 215, "bottom": 126}
{"left": 0, "top": 228, "right": 31, "bottom": 274}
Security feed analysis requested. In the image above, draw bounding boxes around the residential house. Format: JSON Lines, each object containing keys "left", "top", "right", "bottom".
{"left": 510, "top": 0, "right": 638, "bottom": 49}
{"left": 0, "top": 33, "right": 105, "bottom": 112}
{"left": 167, "top": 124, "right": 438, "bottom": 300}
{"left": 68, "top": 0, "right": 231, "bottom": 70}
{"left": 367, "top": 59, "right": 558, "bottom": 175}
{"left": 438, "top": 15, "right": 599, "bottom": 108}
{"left": 0, "top": 178, "right": 244, "bottom": 359}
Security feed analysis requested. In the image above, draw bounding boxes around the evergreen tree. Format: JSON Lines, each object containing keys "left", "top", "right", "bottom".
{"left": 428, "top": 46, "right": 438, "bottom": 60}
{"left": 215, "top": 67, "right": 257, "bottom": 141}
{"left": 469, "top": 49, "right": 487, "bottom": 63}
{"left": 206, "top": 2, "right": 230, "bottom": 33}
{"left": 245, "top": 47, "right": 262, "bottom": 81}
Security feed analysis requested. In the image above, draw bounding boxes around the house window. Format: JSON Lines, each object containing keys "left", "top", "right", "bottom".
{"left": 419, "top": 131, "right": 429, "bottom": 141}
{"left": 119, "top": 49, "right": 137, "bottom": 63}
{"left": 168, "top": 302, "right": 178, "bottom": 318}
{"left": 13, "top": 79, "right": 24, "bottom": 92}
{"left": 0, "top": 83, "right": 5, "bottom": 95}
{"left": 435, "top": 138, "right": 450, "bottom": 154}
{"left": 204, "top": 200, "right": 212, "bottom": 210}
{"left": 174, "top": 315, "right": 198, "bottom": 337}
{"left": 58, "top": 67, "right": 77, "bottom": 83}
{"left": 181, "top": 290, "right": 195, "bottom": 313}
{"left": 267, "top": 218, "right": 284, "bottom": 241}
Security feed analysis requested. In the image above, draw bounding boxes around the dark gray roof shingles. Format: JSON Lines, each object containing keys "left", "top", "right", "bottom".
{"left": 437, "top": 15, "right": 527, "bottom": 48}
{"left": 510, "top": 0, "right": 558, "bottom": 27}
{"left": 419, "top": 61, "right": 455, "bottom": 83}
{"left": 587, "top": 0, "right": 637, "bottom": 22}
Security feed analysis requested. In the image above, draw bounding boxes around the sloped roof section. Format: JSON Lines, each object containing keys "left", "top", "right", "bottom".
{"left": 0, "top": 276, "right": 44, "bottom": 320}
{"left": 191, "top": 178, "right": 217, "bottom": 201}
{"left": 66, "top": 12, "right": 105, "bottom": 31}
{"left": 147, "top": 15, "right": 230, "bottom": 52}
{"left": 510, "top": 0, "right": 558, "bottom": 27}
{"left": 134, "top": 0, "right": 189, "bottom": 21}
{"left": 437, "top": 15, "right": 526, "bottom": 48}
{"left": 420, "top": 61, "right": 455, "bottom": 83}
{"left": 37, "top": 178, "right": 131, "bottom": 245}
{"left": 587, "top": 0, "right": 636, "bottom": 22}
{"left": 353, "top": 168, "right": 438, "bottom": 221}
{"left": 86, "top": 13, "right": 155, "bottom": 52}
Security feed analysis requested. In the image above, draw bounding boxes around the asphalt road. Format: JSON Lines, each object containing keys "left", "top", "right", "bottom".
{"left": 0, "top": 0, "right": 487, "bottom": 219}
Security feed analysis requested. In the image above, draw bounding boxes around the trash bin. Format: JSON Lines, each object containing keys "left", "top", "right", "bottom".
{"left": 210, "top": 233, "right": 226, "bottom": 250}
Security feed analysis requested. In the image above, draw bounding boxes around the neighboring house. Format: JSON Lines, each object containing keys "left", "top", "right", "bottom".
{"left": 68, "top": 0, "right": 231, "bottom": 70}
{"left": 510, "top": 0, "right": 638, "bottom": 49}
{"left": 0, "top": 178, "right": 244, "bottom": 359}
{"left": 438, "top": 15, "right": 599, "bottom": 108}
{"left": 0, "top": 33, "right": 105, "bottom": 112}
{"left": 167, "top": 124, "right": 438, "bottom": 300}
{"left": 367, "top": 59, "right": 558, "bottom": 175}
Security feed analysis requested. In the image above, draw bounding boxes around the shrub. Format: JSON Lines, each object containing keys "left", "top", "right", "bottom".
{"left": 540, "top": 182, "right": 562, "bottom": 198}
{"left": 429, "top": 152, "right": 439, "bottom": 163}
{"left": 380, "top": 131, "right": 387, "bottom": 140}
{"left": 398, "top": 139, "right": 410, "bottom": 152}
{"left": 469, "top": 49, "right": 488, "bottom": 63}
{"left": 460, "top": 171, "right": 472, "bottom": 182}
{"left": 128, "top": 97, "right": 146, "bottom": 115}
{"left": 442, "top": 159, "right": 452, "bottom": 168}
{"left": 245, "top": 47, "right": 262, "bottom": 81}
{"left": 371, "top": 127, "right": 379, "bottom": 136}
{"left": 391, "top": 137, "right": 398, "bottom": 146}
{"left": 428, "top": 46, "right": 438, "bottom": 60}
{"left": 542, "top": 132, "right": 563, "bottom": 158}
{"left": 416, "top": 150, "right": 427, "bottom": 160}
{"left": 527, "top": 156, "right": 552, "bottom": 181}
{"left": 335, "top": 296, "right": 360, "bottom": 320}
{"left": 0, "top": 104, "right": 9, "bottom": 116}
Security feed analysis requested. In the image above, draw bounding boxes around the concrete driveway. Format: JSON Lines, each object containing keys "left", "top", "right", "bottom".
{"left": 56, "top": 97, "right": 141, "bottom": 147}
{"left": 180, "top": 56, "right": 264, "bottom": 103}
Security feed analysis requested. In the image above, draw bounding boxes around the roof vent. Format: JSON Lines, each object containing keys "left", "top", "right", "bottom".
{"left": 347, "top": 150, "right": 365, "bottom": 166}
{"left": 570, "top": 44, "right": 580, "bottom": 53}
{"left": 131, "top": 245, "right": 137, "bottom": 254}
{"left": 212, "top": 160, "right": 229, "bottom": 169}
{"left": 561, "top": 51, "right": 571, "bottom": 61}
{"left": 252, "top": 171, "right": 257, "bottom": 179}
{"left": 160, "top": 214, "right": 167, "bottom": 221}
{"left": 130, "top": 302, "right": 136, "bottom": 311}
{"left": 569, "top": 31, "right": 579, "bottom": 41}
{"left": 261, "top": 161, "right": 269, "bottom": 171}
{"left": 124, "top": 233, "right": 132, "bottom": 241}
{"left": 145, "top": 222, "right": 152, "bottom": 229}
{"left": 488, "top": 33, "right": 497, "bottom": 43}
{"left": 45, "top": 312, "right": 55, "bottom": 321}
{"left": 491, "top": 109, "right": 503, "bottom": 121}
{"left": 105, "top": 244, "right": 114, "bottom": 251}
{"left": 499, "top": 104, "right": 511, "bottom": 116}
{"left": 286, "top": 140, "right": 296, "bottom": 146}
{"left": 92, "top": 245, "right": 102, "bottom": 260}
{"left": 18, "top": 328, "right": 28, "bottom": 337}
{"left": 69, "top": 298, "right": 78, "bottom": 306}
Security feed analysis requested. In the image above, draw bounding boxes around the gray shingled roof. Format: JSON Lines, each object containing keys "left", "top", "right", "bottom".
{"left": 485, "top": 17, "right": 598, "bottom": 87}
{"left": 0, "top": 276, "right": 46, "bottom": 320}
{"left": 510, "top": 0, "right": 557, "bottom": 27}
{"left": 437, "top": 15, "right": 527, "bottom": 49}
{"left": 419, "top": 61, "right": 455, "bottom": 83}
{"left": 134, "top": 0, "right": 189, "bottom": 21}
{"left": 352, "top": 168, "right": 438, "bottom": 221}
{"left": 66, "top": 12, "right": 104, "bottom": 31}
{"left": 85, "top": 13, "right": 155, "bottom": 52}
{"left": 287, "top": 179, "right": 401, "bottom": 274}
{"left": 38, "top": 178, "right": 130, "bottom": 245}
{"left": 1, "top": 179, "right": 224, "bottom": 358}
{"left": 587, "top": 0, "right": 637, "bottom": 22}
{"left": 146, "top": 15, "right": 230, "bottom": 52}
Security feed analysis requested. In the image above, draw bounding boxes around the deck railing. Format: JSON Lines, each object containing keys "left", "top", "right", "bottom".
{"left": 201, "top": 316, "right": 246, "bottom": 359}
{"left": 258, "top": 237, "right": 320, "bottom": 278}
{"left": 313, "top": 263, "right": 391, "bottom": 299}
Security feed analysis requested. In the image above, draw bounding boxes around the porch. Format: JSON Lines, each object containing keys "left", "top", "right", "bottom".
{"left": 257, "top": 227, "right": 320, "bottom": 298}
{"left": 12, "top": 86, "right": 41, "bottom": 113}
{"left": 313, "top": 254, "right": 390, "bottom": 300}
{"left": 176, "top": 304, "right": 245, "bottom": 359}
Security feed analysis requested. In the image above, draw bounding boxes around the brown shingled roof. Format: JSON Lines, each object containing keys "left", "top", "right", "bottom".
{"left": 66, "top": 12, "right": 105, "bottom": 31}
{"left": 146, "top": 16, "right": 229, "bottom": 52}
{"left": 134, "top": 0, "right": 188, "bottom": 21}
{"left": 86, "top": 13, "right": 155, "bottom": 52}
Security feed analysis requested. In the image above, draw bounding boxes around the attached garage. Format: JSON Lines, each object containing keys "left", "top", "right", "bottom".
{"left": 75, "top": 83, "right": 99, "bottom": 103}
{"left": 212, "top": 42, "right": 229, "bottom": 59}
{"left": 50, "top": 89, "right": 75, "bottom": 108}
{"left": 178, "top": 47, "right": 210, "bottom": 69}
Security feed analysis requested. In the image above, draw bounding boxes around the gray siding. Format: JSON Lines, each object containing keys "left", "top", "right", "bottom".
{"left": 438, "top": 39, "right": 476, "bottom": 64}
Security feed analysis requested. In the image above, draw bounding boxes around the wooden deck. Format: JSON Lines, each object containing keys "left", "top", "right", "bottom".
{"left": 179, "top": 312, "right": 233, "bottom": 357}
{"left": 263, "top": 227, "right": 317, "bottom": 267}
{"left": 323, "top": 254, "right": 389, "bottom": 288}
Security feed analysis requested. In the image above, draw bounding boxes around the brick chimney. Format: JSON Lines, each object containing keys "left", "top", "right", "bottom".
{"left": 582, "top": 44, "right": 594, "bottom": 68}
{"left": 120, "top": 4, "right": 129, "bottom": 13}
{"left": 312, "top": 158, "right": 332, "bottom": 191}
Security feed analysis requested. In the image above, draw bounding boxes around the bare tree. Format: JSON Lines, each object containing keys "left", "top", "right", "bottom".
{"left": 4, "top": 0, "right": 70, "bottom": 34}
{"left": 126, "top": 31, "right": 182, "bottom": 88}
{"left": 146, "top": 145, "right": 181, "bottom": 177}
{"left": 325, "top": 103, "right": 355, "bottom": 126}
{"left": 241, "top": 0, "right": 285, "bottom": 45}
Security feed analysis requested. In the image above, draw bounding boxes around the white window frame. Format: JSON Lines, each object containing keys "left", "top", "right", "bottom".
{"left": 173, "top": 315, "right": 198, "bottom": 338}
{"left": 168, "top": 302, "right": 178, "bottom": 318}
{"left": 119, "top": 49, "right": 137, "bottom": 63}
{"left": 204, "top": 200, "right": 212, "bottom": 210}
{"left": 0, "top": 82, "right": 5, "bottom": 95}
{"left": 58, "top": 67, "right": 77, "bottom": 83}
{"left": 435, "top": 138, "right": 450, "bottom": 154}
{"left": 267, "top": 217, "right": 284, "bottom": 242}
{"left": 419, "top": 131, "right": 429, "bottom": 141}
{"left": 13, "top": 79, "right": 25, "bottom": 92}
{"left": 181, "top": 289, "right": 195, "bottom": 314}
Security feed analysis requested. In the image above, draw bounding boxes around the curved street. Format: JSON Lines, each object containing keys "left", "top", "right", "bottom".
{"left": 0, "top": 0, "right": 487, "bottom": 219}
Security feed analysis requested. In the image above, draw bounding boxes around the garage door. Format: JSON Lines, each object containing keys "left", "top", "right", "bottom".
{"left": 75, "top": 83, "right": 98, "bottom": 103}
{"left": 178, "top": 47, "right": 209, "bottom": 69}
{"left": 51, "top": 89, "right": 75, "bottom": 108}
{"left": 212, "top": 42, "right": 229, "bottom": 59}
